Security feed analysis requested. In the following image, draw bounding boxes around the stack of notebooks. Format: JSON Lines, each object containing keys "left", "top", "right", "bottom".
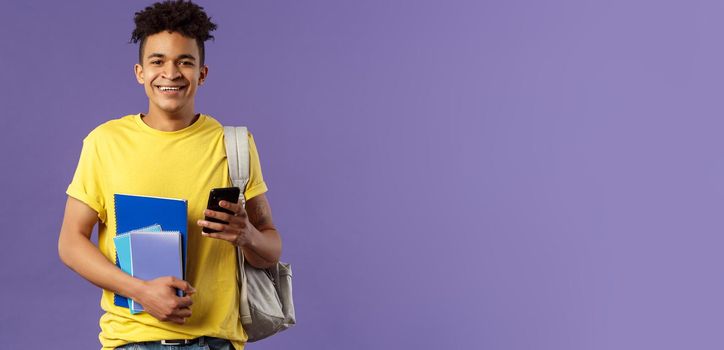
{"left": 112, "top": 194, "right": 188, "bottom": 314}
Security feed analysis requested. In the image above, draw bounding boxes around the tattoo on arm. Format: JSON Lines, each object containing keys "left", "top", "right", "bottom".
{"left": 248, "top": 196, "right": 274, "bottom": 231}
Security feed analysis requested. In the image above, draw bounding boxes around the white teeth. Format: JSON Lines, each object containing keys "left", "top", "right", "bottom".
{"left": 158, "top": 86, "right": 181, "bottom": 91}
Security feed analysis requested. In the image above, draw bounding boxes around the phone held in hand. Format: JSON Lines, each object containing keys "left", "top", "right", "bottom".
{"left": 203, "top": 187, "right": 241, "bottom": 233}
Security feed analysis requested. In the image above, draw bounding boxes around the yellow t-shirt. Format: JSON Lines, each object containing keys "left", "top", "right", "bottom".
{"left": 66, "top": 113, "right": 267, "bottom": 350}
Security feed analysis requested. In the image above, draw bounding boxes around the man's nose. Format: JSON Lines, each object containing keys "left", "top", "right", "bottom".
{"left": 162, "top": 62, "right": 182, "bottom": 79}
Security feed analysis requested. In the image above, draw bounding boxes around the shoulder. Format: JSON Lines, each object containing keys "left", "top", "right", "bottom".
{"left": 202, "top": 114, "right": 223, "bottom": 128}
{"left": 204, "top": 115, "right": 257, "bottom": 140}
{"left": 83, "top": 114, "right": 138, "bottom": 144}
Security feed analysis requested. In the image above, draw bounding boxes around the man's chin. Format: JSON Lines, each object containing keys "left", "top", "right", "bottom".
{"left": 152, "top": 103, "right": 188, "bottom": 116}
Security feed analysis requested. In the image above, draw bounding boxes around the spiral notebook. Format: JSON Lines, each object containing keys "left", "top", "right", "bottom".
{"left": 114, "top": 231, "right": 184, "bottom": 314}
{"left": 112, "top": 193, "right": 188, "bottom": 309}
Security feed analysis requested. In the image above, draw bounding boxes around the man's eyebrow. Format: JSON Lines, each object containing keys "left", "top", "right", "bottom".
{"left": 177, "top": 54, "right": 197, "bottom": 61}
{"left": 146, "top": 53, "right": 165, "bottom": 59}
{"left": 145, "top": 53, "right": 197, "bottom": 60}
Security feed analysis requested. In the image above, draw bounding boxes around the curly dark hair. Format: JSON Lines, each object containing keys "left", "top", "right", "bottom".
{"left": 131, "top": 0, "right": 217, "bottom": 65}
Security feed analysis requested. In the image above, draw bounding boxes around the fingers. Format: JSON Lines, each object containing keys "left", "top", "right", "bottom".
{"left": 167, "top": 276, "right": 196, "bottom": 294}
{"left": 199, "top": 201, "right": 247, "bottom": 234}
{"left": 198, "top": 202, "right": 249, "bottom": 245}
{"left": 174, "top": 306, "right": 193, "bottom": 318}
{"left": 177, "top": 295, "right": 193, "bottom": 308}
{"left": 200, "top": 231, "right": 238, "bottom": 243}
{"left": 198, "top": 217, "right": 246, "bottom": 235}
{"left": 204, "top": 208, "right": 235, "bottom": 223}
{"left": 167, "top": 311, "right": 191, "bottom": 324}
{"left": 169, "top": 317, "right": 186, "bottom": 325}
{"left": 143, "top": 277, "right": 196, "bottom": 325}
{"left": 167, "top": 297, "right": 193, "bottom": 324}
{"left": 198, "top": 219, "right": 229, "bottom": 233}
{"left": 219, "top": 200, "right": 246, "bottom": 218}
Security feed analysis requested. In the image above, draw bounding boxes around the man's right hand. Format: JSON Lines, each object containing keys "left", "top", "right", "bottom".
{"left": 134, "top": 276, "right": 195, "bottom": 325}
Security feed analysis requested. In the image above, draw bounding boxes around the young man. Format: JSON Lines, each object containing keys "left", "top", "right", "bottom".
{"left": 58, "top": 1, "right": 282, "bottom": 349}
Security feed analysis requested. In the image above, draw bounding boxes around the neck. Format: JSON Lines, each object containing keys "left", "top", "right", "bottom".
{"left": 142, "top": 105, "right": 198, "bottom": 132}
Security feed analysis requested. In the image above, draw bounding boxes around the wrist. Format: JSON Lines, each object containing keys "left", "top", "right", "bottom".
{"left": 123, "top": 277, "right": 147, "bottom": 301}
{"left": 242, "top": 226, "right": 261, "bottom": 249}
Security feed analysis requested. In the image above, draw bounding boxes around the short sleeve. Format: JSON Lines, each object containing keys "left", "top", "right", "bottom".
{"left": 66, "top": 133, "right": 107, "bottom": 223}
{"left": 244, "top": 131, "right": 268, "bottom": 201}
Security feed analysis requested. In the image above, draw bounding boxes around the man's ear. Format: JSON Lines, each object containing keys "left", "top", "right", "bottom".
{"left": 198, "top": 65, "right": 209, "bottom": 86}
{"left": 134, "top": 63, "right": 144, "bottom": 84}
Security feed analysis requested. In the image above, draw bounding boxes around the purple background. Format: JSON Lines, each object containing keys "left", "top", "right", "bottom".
{"left": 1, "top": 0, "right": 722, "bottom": 349}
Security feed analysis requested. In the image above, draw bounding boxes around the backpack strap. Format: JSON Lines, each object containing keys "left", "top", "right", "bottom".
{"left": 223, "top": 126, "right": 250, "bottom": 203}
{"left": 223, "top": 126, "right": 253, "bottom": 325}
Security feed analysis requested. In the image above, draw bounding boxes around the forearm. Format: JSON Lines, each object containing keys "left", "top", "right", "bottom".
{"left": 242, "top": 227, "right": 282, "bottom": 268}
{"left": 58, "top": 233, "right": 144, "bottom": 299}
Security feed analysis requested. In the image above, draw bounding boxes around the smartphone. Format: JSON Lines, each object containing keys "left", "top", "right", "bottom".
{"left": 203, "top": 187, "right": 241, "bottom": 233}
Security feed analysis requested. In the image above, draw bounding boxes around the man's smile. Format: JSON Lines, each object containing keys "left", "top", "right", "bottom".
{"left": 155, "top": 85, "right": 187, "bottom": 94}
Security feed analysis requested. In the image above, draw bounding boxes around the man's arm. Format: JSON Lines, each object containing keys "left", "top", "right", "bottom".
{"left": 58, "top": 196, "right": 195, "bottom": 324}
{"left": 243, "top": 193, "right": 282, "bottom": 268}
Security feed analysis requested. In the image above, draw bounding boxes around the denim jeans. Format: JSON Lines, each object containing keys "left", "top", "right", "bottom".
{"left": 115, "top": 337, "right": 233, "bottom": 350}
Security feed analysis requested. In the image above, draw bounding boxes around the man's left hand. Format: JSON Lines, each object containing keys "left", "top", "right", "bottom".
{"left": 197, "top": 200, "right": 254, "bottom": 247}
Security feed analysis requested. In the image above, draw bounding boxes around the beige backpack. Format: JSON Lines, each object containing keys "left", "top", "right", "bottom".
{"left": 224, "top": 126, "right": 296, "bottom": 342}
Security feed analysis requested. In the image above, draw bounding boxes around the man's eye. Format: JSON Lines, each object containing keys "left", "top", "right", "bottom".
{"left": 150, "top": 60, "right": 162, "bottom": 65}
{"left": 180, "top": 61, "right": 194, "bottom": 66}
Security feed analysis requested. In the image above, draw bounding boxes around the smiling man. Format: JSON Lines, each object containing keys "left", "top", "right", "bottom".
{"left": 133, "top": 29, "right": 207, "bottom": 130}
{"left": 58, "top": 1, "right": 281, "bottom": 349}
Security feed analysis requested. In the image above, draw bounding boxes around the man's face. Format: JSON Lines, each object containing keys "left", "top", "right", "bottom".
{"left": 134, "top": 31, "right": 208, "bottom": 116}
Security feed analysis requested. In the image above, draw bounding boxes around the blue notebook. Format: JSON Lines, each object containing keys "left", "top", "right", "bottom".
{"left": 113, "top": 224, "right": 162, "bottom": 307}
{"left": 114, "top": 224, "right": 163, "bottom": 267}
{"left": 114, "top": 232, "right": 184, "bottom": 314}
{"left": 113, "top": 193, "right": 188, "bottom": 308}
